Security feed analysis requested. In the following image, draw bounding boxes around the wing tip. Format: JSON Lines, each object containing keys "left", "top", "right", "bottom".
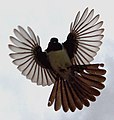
{"left": 8, "top": 44, "right": 14, "bottom": 51}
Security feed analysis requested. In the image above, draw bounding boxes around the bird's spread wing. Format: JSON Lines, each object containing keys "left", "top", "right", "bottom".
{"left": 8, "top": 26, "right": 56, "bottom": 86}
{"left": 63, "top": 7, "right": 104, "bottom": 65}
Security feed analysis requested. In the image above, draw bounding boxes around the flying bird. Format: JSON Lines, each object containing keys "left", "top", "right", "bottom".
{"left": 8, "top": 7, "right": 106, "bottom": 112}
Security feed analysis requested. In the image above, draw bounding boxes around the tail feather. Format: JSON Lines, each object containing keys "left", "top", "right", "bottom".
{"left": 78, "top": 75, "right": 105, "bottom": 89}
{"left": 86, "top": 69, "right": 106, "bottom": 75}
{"left": 61, "top": 80, "right": 69, "bottom": 112}
{"left": 48, "top": 63, "right": 106, "bottom": 112}
{"left": 70, "top": 77, "right": 97, "bottom": 106}
{"left": 54, "top": 79, "right": 62, "bottom": 111}
{"left": 48, "top": 81, "right": 58, "bottom": 107}
{"left": 64, "top": 80, "right": 76, "bottom": 112}
{"left": 73, "top": 76, "right": 100, "bottom": 96}
{"left": 67, "top": 80, "right": 83, "bottom": 110}
{"left": 86, "top": 63, "right": 104, "bottom": 69}
{"left": 85, "top": 64, "right": 106, "bottom": 75}
{"left": 81, "top": 73, "right": 106, "bottom": 82}
{"left": 71, "top": 81, "right": 90, "bottom": 107}
{"left": 72, "top": 79, "right": 96, "bottom": 102}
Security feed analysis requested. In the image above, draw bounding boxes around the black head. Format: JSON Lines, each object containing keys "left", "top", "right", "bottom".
{"left": 50, "top": 37, "right": 58, "bottom": 43}
{"left": 46, "top": 37, "right": 62, "bottom": 52}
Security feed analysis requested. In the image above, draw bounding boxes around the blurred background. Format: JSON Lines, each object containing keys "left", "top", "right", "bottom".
{"left": 0, "top": 0, "right": 114, "bottom": 120}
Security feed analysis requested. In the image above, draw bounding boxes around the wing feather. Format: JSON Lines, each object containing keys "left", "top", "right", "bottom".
{"left": 9, "top": 26, "right": 56, "bottom": 86}
{"left": 63, "top": 8, "right": 104, "bottom": 65}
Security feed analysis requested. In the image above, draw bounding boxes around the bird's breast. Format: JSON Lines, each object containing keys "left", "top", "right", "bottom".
{"left": 47, "top": 49, "right": 72, "bottom": 78}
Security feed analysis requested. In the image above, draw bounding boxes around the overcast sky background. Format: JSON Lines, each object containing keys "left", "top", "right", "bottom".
{"left": 0, "top": 0, "right": 114, "bottom": 120}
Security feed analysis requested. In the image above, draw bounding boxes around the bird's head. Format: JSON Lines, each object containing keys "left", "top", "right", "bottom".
{"left": 50, "top": 37, "right": 58, "bottom": 43}
{"left": 46, "top": 37, "right": 62, "bottom": 52}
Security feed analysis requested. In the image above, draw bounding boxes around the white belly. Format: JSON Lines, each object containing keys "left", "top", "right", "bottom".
{"left": 47, "top": 48, "right": 72, "bottom": 78}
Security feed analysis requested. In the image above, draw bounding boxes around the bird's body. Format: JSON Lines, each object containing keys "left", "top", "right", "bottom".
{"left": 9, "top": 7, "right": 106, "bottom": 112}
{"left": 47, "top": 45, "right": 72, "bottom": 79}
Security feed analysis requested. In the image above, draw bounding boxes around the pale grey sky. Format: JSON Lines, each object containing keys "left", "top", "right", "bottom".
{"left": 0, "top": 0, "right": 114, "bottom": 120}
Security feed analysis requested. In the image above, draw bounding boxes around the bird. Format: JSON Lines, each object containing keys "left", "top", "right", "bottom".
{"left": 8, "top": 7, "right": 106, "bottom": 112}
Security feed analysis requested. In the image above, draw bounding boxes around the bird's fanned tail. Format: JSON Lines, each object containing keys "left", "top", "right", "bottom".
{"left": 48, "top": 63, "right": 106, "bottom": 112}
